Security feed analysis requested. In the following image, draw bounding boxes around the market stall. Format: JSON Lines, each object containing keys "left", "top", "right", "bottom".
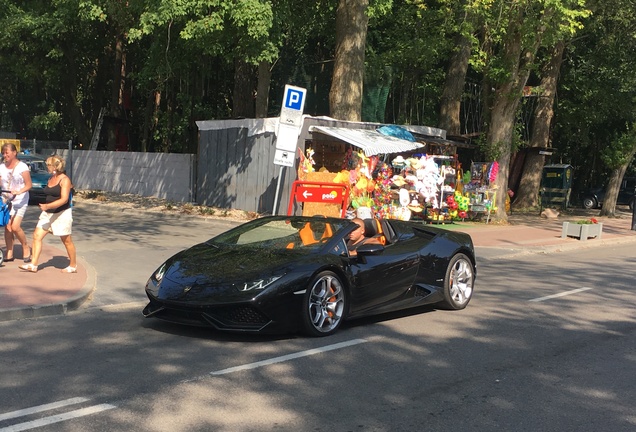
{"left": 461, "top": 162, "right": 500, "bottom": 222}
{"left": 294, "top": 125, "right": 486, "bottom": 222}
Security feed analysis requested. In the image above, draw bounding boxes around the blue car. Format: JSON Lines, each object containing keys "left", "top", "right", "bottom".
{"left": 17, "top": 154, "right": 51, "bottom": 205}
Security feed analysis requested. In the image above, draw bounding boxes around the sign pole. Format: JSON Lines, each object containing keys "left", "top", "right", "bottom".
{"left": 272, "top": 166, "right": 285, "bottom": 215}
{"left": 272, "top": 85, "right": 306, "bottom": 215}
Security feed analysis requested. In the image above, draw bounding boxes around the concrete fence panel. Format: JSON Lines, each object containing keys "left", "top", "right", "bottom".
{"left": 58, "top": 150, "right": 195, "bottom": 203}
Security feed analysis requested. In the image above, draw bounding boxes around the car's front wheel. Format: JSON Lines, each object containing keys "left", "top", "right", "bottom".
{"left": 582, "top": 196, "right": 598, "bottom": 209}
{"left": 301, "top": 271, "right": 346, "bottom": 337}
{"left": 438, "top": 253, "right": 475, "bottom": 310}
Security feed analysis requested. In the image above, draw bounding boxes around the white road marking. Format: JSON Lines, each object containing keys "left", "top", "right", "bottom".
{"left": 529, "top": 287, "right": 593, "bottom": 302}
{"left": 0, "top": 398, "right": 89, "bottom": 422}
{"left": 210, "top": 338, "right": 368, "bottom": 376}
{"left": 0, "top": 404, "right": 116, "bottom": 432}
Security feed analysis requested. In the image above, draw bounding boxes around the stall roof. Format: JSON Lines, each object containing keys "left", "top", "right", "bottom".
{"left": 310, "top": 126, "right": 425, "bottom": 156}
{"left": 412, "top": 133, "right": 477, "bottom": 149}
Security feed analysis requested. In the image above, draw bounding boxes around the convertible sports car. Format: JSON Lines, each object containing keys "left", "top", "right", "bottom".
{"left": 143, "top": 215, "right": 476, "bottom": 336}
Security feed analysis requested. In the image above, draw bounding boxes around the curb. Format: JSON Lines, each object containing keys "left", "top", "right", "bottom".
{"left": 0, "top": 255, "right": 96, "bottom": 322}
{"left": 476, "top": 232, "right": 636, "bottom": 260}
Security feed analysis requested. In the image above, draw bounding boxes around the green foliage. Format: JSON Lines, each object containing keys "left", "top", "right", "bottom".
{"left": 553, "top": 0, "right": 636, "bottom": 185}
{"left": 368, "top": 0, "right": 394, "bottom": 18}
{"left": 601, "top": 128, "right": 636, "bottom": 169}
{"left": 129, "top": 0, "right": 275, "bottom": 61}
{"left": 29, "top": 109, "right": 62, "bottom": 135}
{"left": 471, "top": 0, "right": 590, "bottom": 83}
{"left": 0, "top": 0, "right": 630, "bottom": 189}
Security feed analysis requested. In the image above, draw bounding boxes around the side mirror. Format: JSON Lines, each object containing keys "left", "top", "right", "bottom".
{"left": 356, "top": 243, "right": 384, "bottom": 256}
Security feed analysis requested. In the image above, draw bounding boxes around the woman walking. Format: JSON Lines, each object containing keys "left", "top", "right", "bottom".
{"left": 0, "top": 143, "right": 32, "bottom": 262}
{"left": 19, "top": 155, "right": 76, "bottom": 273}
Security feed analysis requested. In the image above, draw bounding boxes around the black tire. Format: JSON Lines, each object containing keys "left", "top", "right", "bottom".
{"left": 582, "top": 196, "right": 598, "bottom": 209}
{"left": 438, "top": 253, "right": 475, "bottom": 310}
{"left": 629, "top": 199, "right": 634, "bottom": 211}
{"left": 301, "top": 271, "right": 347, "bottom": 337}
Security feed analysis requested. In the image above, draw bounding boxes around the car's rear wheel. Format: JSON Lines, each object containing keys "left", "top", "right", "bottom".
{"left": 301, "top": 271, "right": 346, "bottom": 337}
{"left": 582, "top": 196, "right": 598, "bottom": 209}
{"left": 438, "top": 253, "right": 474, "bottom": 310}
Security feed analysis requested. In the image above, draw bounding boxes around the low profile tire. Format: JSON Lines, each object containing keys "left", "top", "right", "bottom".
{"left": 301, "top": 271, "right": 347, "bottom": 337}
{"left": 582, "top": 197, "right": 598, "bottom": 209}
{"left": 439, "top": 253, "right": 475, "bottom": 310}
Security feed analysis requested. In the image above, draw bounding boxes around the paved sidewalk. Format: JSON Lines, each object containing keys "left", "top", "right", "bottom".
{"left": 0, "top": 242, "right": 93, "bottom": 321}
{"left": 458, "top": 209, "right": 636, "bottom": 259}
{"left": 1, "top": 204, "right": 635, "bottom": 322}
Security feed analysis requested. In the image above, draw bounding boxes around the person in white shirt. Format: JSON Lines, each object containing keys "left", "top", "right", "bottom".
{"left": 0, "top": 143, "right": 32, "bottom": 262}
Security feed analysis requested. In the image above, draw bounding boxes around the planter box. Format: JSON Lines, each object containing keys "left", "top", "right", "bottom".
{"left": 561, "top": 222, "right": 603, "bottom": 241}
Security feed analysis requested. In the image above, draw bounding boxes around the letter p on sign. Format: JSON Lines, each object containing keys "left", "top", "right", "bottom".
{"left": 285, "top": 89, "right": 304, "bottom": 110}
{"left": 279, "top": 85, "right": 306, "bottom": 128}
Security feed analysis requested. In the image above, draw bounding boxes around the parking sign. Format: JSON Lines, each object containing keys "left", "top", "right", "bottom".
{"left": 285, "top": 88, "right": 304, "bottom": 110}
{"left": 273, "top": 84, "right": 307, "bottom": 213}
{"left": 280, "top": 85, "right": 306, "bottom": 128}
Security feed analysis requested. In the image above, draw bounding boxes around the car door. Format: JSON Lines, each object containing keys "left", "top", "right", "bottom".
{"left": 347, "top": 240, "right": 420, "bottom": 315}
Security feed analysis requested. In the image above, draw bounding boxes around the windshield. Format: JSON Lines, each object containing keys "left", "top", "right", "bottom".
{"left": 18, "top": 157, "right": 48, "bottom": 173}
{"left": 208, "top": 217, "right": 351, "bottom": 251}
{"left": 28, "top": 161, "right": 47, "bottom": 172}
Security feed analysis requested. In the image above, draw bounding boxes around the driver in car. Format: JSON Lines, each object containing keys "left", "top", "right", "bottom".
{"left": 346, "top": 218, "right": 381, "bottom": 255}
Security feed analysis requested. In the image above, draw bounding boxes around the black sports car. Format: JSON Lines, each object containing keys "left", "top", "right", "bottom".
{"left": 143, "top": 215, "right": 476, "bottom": 336}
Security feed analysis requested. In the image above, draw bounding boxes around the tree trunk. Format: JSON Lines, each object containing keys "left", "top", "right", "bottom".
{"left": 107, "top": 34, "right": 125, "bottom": 151}
{"left": 255, "top": 60, "right": 272, "bottom": 118}
{"left": 329, "top": 0, "right": 369, "bottom": 121}
{"left": 514, "top": 41, "right": 565, "bottom": 209}
{"left": 397, "top": 71, "right": 415, "bottom": 124}
{"left": 141, "top": 91, "right": 155, "bottom": 153}
{"left": 600, "top": 146, "right": 636, "bottom": 217}
{"left": 488, "top": 93, "right": 521, "bottom": 221}
{"left": 488, "top": 19, "right": 540, "bottom": 221}
{"left": 60, "top": 45, "right": 92, "bottom": 146}
{"left": 232, "top": 58, "right": 255, "bottom": 118}
{"left": 438, "top": 32, "right": 472, "bottom": 135}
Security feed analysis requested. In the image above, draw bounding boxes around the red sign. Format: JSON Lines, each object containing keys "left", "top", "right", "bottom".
{"left": 294, "top": 186, "right": 344, "bottom": 203}
{"left": 288, "top": 181, "right": 350, "bottom": 217}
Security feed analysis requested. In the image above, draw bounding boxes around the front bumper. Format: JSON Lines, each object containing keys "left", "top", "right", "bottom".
{"left": 142, "top": 298, "right": 273, "bottom": 332}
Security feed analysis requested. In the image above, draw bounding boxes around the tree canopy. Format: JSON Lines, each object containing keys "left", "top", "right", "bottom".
{"left": 0, "top": 0, "right": 634, "bottom": 212}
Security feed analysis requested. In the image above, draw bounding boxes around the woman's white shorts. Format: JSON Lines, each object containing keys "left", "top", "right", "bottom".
{"left": 37, "top": 208, "right": 73, "bottom": 236}
{"left": 9, "top": 201, "right": 28, "bottom": 218}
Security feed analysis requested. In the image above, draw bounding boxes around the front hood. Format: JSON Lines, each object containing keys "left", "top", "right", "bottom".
{"left": 31, "top": 172, "right": 51, "bottom": 188}
{"left": 149, "top": 243, "right": 313, "bottom": 302}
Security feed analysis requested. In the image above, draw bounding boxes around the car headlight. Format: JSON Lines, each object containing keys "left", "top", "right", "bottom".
{"left": 239, "top": 275, "right": 283, "bottom": 292}
{"left": 152, "top": 263, "right": 167, "bottom": 283}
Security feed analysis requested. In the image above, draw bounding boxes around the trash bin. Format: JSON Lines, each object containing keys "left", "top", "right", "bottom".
{"left": 540, "top": 164, "right": 573, "bottom": 211}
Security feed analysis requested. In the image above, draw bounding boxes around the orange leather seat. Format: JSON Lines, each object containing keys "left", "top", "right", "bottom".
{"left": 299, "top": 221, "right": 334, "bottom": 245}
{"left": 363, "top": 218, "right": 386, "bottom": 245}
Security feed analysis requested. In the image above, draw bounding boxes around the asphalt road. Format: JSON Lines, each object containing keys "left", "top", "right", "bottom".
{"left": 30, "top": 203, "right": 243, "bottom": 308}
{"left": 0, "top": 208, "right": 634, "bottom": 432}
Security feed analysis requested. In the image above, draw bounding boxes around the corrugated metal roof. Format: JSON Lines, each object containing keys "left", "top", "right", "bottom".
{"left": 310, "top": 126, "right": 425, "bottom": 156}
